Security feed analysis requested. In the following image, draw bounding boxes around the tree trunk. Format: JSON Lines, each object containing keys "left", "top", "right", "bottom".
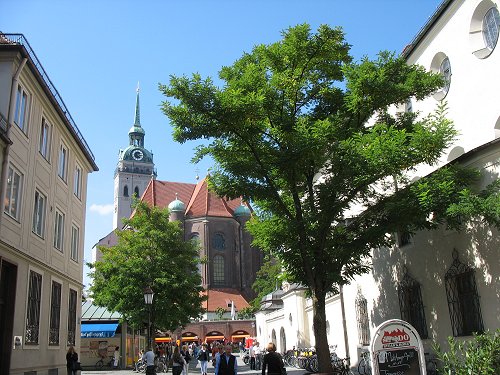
{"left": 312, "top": 290, "right": 332, "bottom": 373}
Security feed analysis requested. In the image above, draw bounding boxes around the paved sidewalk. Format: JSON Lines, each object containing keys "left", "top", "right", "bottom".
{"left": 82, "top": 355, "right": 301, "bottom": 375}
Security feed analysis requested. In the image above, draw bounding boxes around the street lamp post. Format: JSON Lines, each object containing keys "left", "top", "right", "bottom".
{"left": 144, "top": 286, "right": 154, "bottom": 348}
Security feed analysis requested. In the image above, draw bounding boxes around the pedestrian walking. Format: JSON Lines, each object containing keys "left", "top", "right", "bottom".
{"left": 181, "top": 344, "right": 191, "bottom": 375}
{"left": 215, "top": 344, "right": 238, "bottom": 375}
{"left": 66, "top": 346, "right": 80, "bottom": 375}
{"left": 249, "top": 343, "right": 255, "bottom": 370}
{"left": 254, "top": 342, "right": 262, "bottom": 370}
{"left": 142, "top": 346, "right": 156, "bottom": 375}
{"left": 171, "top": 346, "right": 187, "bottom": 375}
{"left": 261, "top": 343, "right": 285, "bottom": 375}
{"left": 113, "top": 346, "right": 120, "bottom": 369}
{"left": 197, "top": 343, "right": 209, "bottom": 375}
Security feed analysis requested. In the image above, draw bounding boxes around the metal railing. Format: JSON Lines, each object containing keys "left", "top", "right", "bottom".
{"left": 0, "top": 33, "right": 95, "bottom": 161}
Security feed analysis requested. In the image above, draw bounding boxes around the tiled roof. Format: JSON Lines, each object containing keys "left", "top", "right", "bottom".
{"left": 81, "top": 300, "right": 121, "bottom": 321}
{"left": 142, "top": 179, "right": 196, "bottom": 209}
{"left": 141, "top": 177, "right": 245, "bottom": 219}
{"left": 201, "top": 288, "right": 250, "bottom": 312}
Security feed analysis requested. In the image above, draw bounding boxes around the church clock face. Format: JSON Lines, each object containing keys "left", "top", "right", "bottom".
{"left": 132, "top": 149, "right": 144, "bottom": 161}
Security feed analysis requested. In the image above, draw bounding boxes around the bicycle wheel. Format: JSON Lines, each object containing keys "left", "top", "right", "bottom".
{"left": 357, "top": 360, "right": 366, "bottom": 375}
{"left": 95, "top": 359, "right": 104, "bottom": 368}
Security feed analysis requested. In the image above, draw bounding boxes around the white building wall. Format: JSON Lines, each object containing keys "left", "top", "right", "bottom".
{"left": 256, "top": 0, "right": 500, "bottom": 368}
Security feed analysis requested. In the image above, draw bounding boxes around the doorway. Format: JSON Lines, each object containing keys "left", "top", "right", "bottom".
{"left": 0, "top": 258, "right": 17, "bottom": 374}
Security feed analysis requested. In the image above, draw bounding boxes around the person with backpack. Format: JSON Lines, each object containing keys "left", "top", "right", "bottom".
{"left": 171, "top": 346, "right": 186, "bottom": 375}
{"left": 181, "top": 344, "right": 191, "bottom": 375}
{"left": 197, "top": 343, "right": 209, "bottom": 375}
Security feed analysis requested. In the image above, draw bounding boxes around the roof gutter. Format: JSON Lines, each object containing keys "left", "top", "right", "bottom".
{"left": 401, "top": 0, "right": 454, "bottom": 59}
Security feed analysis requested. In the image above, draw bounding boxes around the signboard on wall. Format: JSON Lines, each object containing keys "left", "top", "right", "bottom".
{"left": 370, "top": 319, "right": 426, "bottom": 375}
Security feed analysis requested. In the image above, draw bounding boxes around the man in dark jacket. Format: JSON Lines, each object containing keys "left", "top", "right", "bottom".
{"left": 215, "top": 344, "right": 238, "bottom": 375}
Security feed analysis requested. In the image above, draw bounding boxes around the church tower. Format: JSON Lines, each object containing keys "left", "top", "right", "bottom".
{"left": 113, "top": 86, "right": 156, "bottom": 229}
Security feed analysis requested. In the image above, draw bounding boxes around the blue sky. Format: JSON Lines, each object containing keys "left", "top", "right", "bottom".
{"left": 2, "top": 0, "right": 441, "bottom": 287}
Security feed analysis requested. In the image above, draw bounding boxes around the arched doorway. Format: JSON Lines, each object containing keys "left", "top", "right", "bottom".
{"left": 205, "top": 330, "right": 225, "bottom": 344}
{"left": 280, "top": 327, "right": 286, "bottom": 353}
{"left": 181, "top": 331, "right": 199, "bottom": 345}
{"left": 231, "top": 330, "right": 250, "bottom": 345}
{"left": 271, "top": 329, "right": 277, "bottom": 346}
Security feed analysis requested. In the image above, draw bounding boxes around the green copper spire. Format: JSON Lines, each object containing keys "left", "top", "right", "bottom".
{"left": 134, "top": 82, "right": 141, "bottom": 126}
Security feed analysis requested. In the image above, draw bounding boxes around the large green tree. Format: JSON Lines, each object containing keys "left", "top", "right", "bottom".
{"left": 159, "top": 24, "right": 500, "bottom": 371}
{"left": 89, "top": 201, "right": 205, "bottom": 344}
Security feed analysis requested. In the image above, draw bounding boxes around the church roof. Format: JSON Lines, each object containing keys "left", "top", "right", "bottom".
{"left": 141, "top": 178, "right": 246, "bottom": 218}
{"left": 201, "top": 288, "right": 250, "bottom": 312}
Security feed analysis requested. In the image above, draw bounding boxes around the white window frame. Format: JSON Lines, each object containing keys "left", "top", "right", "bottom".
{"left": 14, "top": 84, "right": 30, "bottom": 133}
{"left": 53, "top": 209, "right": 65, "bottom": 252}
{"left": 4, "top": 164, "right": 23, "bottom": 220}
{"left": 73, "top": 164, "right": 82, "bottom": 198}
{"left": 39, "top": 117, "right": 51, "bottom": 160}
{"left": 58, "top": 143, "right": 68, "bottom": 182}
{"left": 70, "top": 224, "right": 80, "bottom": 262}
{"left": 32, "top": 189, "right": 46, "bottom": 238}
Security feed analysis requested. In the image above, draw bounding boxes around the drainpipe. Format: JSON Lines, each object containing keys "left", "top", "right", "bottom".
{"left": 0, "top": 57, "right": 27, "bottom": 228}
{"left": 340, "top": 285, "right": 350, "bottom": 359}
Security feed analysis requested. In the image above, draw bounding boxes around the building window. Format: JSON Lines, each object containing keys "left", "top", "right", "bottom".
{"left": 58, "top": 144, "right": 68, "bottom": 181}
{"left": 39, "top": 117, "right": 51, "bottom": 160}
{"left": 74, "top": 165, "right": 82, "bottom": 198}
{"left": 431, "top": 53, "right": 451, "bottom": 100}
{"left": 398, "top": 231, "right": 412, "bottom": 247}
{"left": 445, "top": 249, "right": 484, "bottom": 337}
{"left": 213, "top": 255, "right": 225, "bottom": 285}
{"left": 32, "top": 190, "right": 46, "bottom": 238}
{"left": 54, "top": 210, "right": 65, "bottom": 252}
{"left": 439, "top": 57, "right": 451, "bottom": 96}
{"left": 4, "top": 165, "right": 23, "bottom": 220}
{"left": 25, "top": 270, "right": 42, "bottom": 345}
{"left": 213, "top": 233, "right": 225, "bottom": 251}
{"left": 67, "top": 289, "right": 77, "bottom": 346}
{"left": 134, "top": 186, "right": 139, "bottom": 197}
{"left": 71, "top": 225, "right": 80, "bottom": 262}
{"left": 398, "top": 267, "right": 428, "bottom": 339}
{"left": 355, "top": 288, "right": 371, "bottom": 346}
{"left": 49, "top": 281, "right": 62, "bottom": 346}
{"left": 123, "top": 185, "right": 129, "bottom": 197}
{"left": 14, "top": 85, "right": 29, "bottom": 133}
{"left": 483, "top": 7, "right": 500, "bottom": 50}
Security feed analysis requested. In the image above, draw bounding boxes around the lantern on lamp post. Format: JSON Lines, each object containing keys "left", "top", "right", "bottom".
{"left": 144, "top": 286, "right": 154, "bottom": 348}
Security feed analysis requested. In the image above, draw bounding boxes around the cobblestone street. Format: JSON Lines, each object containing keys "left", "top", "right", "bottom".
{"left": 82, "top": 356, "right": 304, "bottom": 375}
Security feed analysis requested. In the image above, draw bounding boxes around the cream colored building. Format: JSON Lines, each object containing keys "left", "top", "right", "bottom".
{"left": 256, "top": 0, "right": 500, "bottom": 370}
{"left": 0, "top": 34, "right": 98, "bottom": 374}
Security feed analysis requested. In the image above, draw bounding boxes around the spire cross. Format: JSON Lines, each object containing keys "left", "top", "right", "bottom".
{"left": 134, "top": 82, "right": 141, "bottom": 126}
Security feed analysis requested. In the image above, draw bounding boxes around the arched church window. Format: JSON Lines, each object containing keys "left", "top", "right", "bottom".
{"left": 355, "top": 287, "right": 371, "bottom": 346}
{"left": 397, "top": 267, "right": 428, "bottom": 339}
{"left": 191, "top": 233, "right": 202, "bottom": 275}
{"left": 445, "top": 249, "right": 484, "bottom": 336}
{"left": 123, "top": 185, "right": 129, "bottom": 197}
{"left": 213, "top": 233, "right": 225, "bottom": 250}
{"left": 134, "top": 186, "right": 139, "bottom": 197}
{"left": 213, "top": 255, "right": 225, "bottom": 285}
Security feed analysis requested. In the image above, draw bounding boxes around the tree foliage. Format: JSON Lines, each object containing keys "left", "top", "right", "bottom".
{"left": 251, "top": 255, "right": 283, "bottom": 310}
{"left": 433, "top": 330, "right": 500, "bottom": 375}
{"left": 88, "top": 200, "right": 206, "bottom": 335}
{"left": 159, "top": 24, "right": 500, "bottom": 371}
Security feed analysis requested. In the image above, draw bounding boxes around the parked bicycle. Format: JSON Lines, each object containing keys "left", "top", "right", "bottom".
{"left": 425, "top": 352, "right": 439, "bottom": 375}
{"left": 357, "top": 351, "right": 371, "bottom": 375}
{"left": 95, "top": 355, "right": 114, "bottom": 369}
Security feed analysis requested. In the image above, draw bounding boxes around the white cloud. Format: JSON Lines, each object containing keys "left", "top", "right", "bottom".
{"left": 89, "top": 203, "right": 114, "bottom": 216}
